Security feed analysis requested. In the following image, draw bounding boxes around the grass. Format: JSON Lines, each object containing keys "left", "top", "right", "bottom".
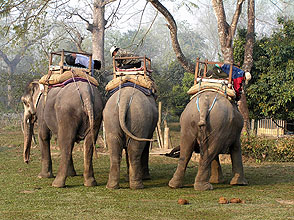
{"left": 1, "top": 125, "right": 294, "bottom": 219}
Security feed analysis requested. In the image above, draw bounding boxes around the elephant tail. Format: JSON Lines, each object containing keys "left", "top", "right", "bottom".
{"left": 81, "top": 86, "right": 96, "bottom": 147}
{"left": 197, "top": 95, "right": 209, "bottom": 156}
{"left": 118, "top": 94, "right": 155, "bottom": 142}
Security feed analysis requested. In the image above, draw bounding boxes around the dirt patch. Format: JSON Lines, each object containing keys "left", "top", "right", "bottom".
{"left": 276, "top": 199, "right": 294, "bottom": 205}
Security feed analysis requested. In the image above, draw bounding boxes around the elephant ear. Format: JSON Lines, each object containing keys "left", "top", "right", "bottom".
{"left": 21, "top": 80, "right": 41, "bottom": 116}
{"left": 29, "top": 81, "right": 40, "bottom": 96}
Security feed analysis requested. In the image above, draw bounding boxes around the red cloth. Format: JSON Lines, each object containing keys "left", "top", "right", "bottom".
{"left": 233, "top": 77, "right": 243, "bottom": 99}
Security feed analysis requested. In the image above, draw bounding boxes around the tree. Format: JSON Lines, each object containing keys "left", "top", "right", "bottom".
{"left": 0, "top": 2, "right": 53, "bottom": 107}
{"left": 238, "top": 18, "right": 294, "bottom": 121}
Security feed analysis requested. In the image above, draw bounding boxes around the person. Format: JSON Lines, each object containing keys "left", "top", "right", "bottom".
{"left": 110, "top": 45, "right": 141, "bottom": 69}
{"left": 65, "top": 53, "right": 101, "bottom": 75}
{"left": 213, "top": 63, "right": 251, "bottom": 101}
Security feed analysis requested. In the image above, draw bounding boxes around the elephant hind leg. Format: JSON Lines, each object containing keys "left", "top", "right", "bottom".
{"left": 194, "top": 154, "right": 214, "bottom": 191}
{"left": 141, "top": 142, "right": 151, "bottom": 180}
{"left": 67, "top": 156, "right": 77, "bottom": 177}
{"left": 194, "top": 147, "right": 221, "bottom": 190}
{"left": 38, "top": 125, "right": 54, "bottom": 179}
{"left": 106, "top": 136, "right": 123, "bottom": 189}
{"left": 127, "top": 140, "right": 146, "bottom": 190}
{"left": 52, "top": 134, "right": 75, "bottom": 188}
{"left": 209, "top": 156, "right": 225, "bottom": 184}
{"left": 230, "top": 140, "right": 248, "bottom": 186}
{"left": 83, "top": 129, "right": 98, "bottom": 187}
{"left": 168, "top": 134, "right": 195, "bottom": 189}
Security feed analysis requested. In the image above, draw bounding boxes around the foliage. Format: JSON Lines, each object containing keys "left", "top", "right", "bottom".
{"left": 241, "top": 135, "right": 294, "bottom": 162}
{"left": 234, "top": 18, "right": 294, "bottom": 121}
{"left": 154, "top": 60, "right": 194, "bottom": 118}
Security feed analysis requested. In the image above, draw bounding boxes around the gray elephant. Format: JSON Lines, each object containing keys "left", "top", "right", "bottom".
{"left": 21, "top": 80, "right": 103, "bottom": 187}
{"left": 103, "top": 87, "right": 158, "bottom": 189}
{"left": 168, "top": 91, "right": 248, "bottom": 190}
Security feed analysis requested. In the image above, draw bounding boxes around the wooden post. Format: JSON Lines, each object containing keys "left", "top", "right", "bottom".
{"left": 204, "top": 59, "right": 208, "bottom": 77}
{"left": 89, "top": 55, "right": 92, "bottom": 74}
{"left": 251, "top": 119, "right": 255, "bottom": 135}
{"left": 228, "top": 63, "right": 233, "bottom": 84}
{"left": 48, "top": 53, "right": 53, "bottom": 75}
{"left": 164, "top": 126, "right": 170, "bottom": 149}
{"left": 156, "top": 102, "right": 163, "bottom": 148}
{"left": 148, "top": 58, "right": 151, "bottom": 70}
{"left": 143, "top": 55, "right": 147, "bottom": 77}
{"left": 113, "top": 57, "right": 116, "bottom": 79}
{"left": 60, "top": 49, "right": 64, "bottom": 74}
{"left": 277, "top": 120, "right": 279, "bottom": 137}
{"left": 194, "top": 57, "right": 200, "bottom": 85}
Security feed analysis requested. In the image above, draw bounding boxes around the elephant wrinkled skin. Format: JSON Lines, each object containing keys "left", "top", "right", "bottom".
{"left": 103, "top": 87, "right": 158, "bottom": 189}
{"left": 169, "top": 91, "right": 248, "bottom": 190}
{"left": 21, "top": 81, "right": 103, "bottom": 187}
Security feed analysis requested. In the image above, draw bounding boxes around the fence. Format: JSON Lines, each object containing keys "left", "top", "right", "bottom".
{"left": 255, "top": 118, "right": 285, "bottom": 137}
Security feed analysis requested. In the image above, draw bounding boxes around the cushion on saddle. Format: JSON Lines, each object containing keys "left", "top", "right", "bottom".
{"left": 109, "top": 82, "right": 154, "bottom": 96}
{"left": 39, "top": 70, "right": 98, "bottom": 86}
{"left": 105, "top": 74, "right": 156, "bottom": 92}
{"left": 188, "top": 81, "right": 236, "bottom": 99}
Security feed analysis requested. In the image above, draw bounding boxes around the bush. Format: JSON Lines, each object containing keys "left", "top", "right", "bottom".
{"left": 241, "top": 135, "right": 294, "bottom": 162}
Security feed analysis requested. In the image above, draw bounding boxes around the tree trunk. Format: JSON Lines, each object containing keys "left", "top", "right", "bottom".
{"left": 7, "top": 65, "right": 15, "bottom": 107}
{"left": 239, "top": 0, "right": 255, "bottom": 134}
{"left": 211, "top": 0, "right": 245, "bottom": 64}
{"left": 92, "top": 0, "right": 106, "bottom": 68}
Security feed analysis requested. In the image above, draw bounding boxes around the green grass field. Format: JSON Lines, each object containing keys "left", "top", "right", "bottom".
{"left": 1, "top": 125, "right": 294, "bottom": 219}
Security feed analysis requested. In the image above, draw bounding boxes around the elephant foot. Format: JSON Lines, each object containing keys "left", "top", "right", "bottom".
{"left": 84, "top": 178, "right": 97, "bottom": 187}
{"left": 52, "top": 177, "right": 66, "bottom": 188}
{"left": 130, "top": 181, "right": 144, "bottom": 190}
{"left": 106, "top": 181, "right": 120, "bottom": 189}
{"left": 230, "top": 175, "right": 248, "bottom": 186}
{"left": 209, "top": 175, "right": 225, "bottom": 184}
{"left": 194, "top": 182, "right": 213, "bottom": 191}
{"left": 38, "top": 172, "right": 54, "bottom": 179}
{"left": 168, "top": 177, "right": 183, "bottom": 189}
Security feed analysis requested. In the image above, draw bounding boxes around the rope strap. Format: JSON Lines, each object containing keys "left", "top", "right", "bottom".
{"left": 196, "top": 94, "right": 218, "bottom": 113}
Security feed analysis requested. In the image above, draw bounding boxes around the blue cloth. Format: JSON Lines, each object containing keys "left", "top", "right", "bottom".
{"left": 109, "top": 82, "right": 153, "bottom": 96}
{"left": 220, "top": 64, "right": 245, "bottom": 79}
{"left": 75, "top": 54, "right": 94, "bottom": 75}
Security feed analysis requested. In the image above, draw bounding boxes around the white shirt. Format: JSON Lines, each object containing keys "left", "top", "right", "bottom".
{"left": 75, "top": 54, "right": 94, "bottom": 75}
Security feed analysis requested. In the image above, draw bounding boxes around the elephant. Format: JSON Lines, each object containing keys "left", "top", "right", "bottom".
{"left": 168, "top": 91, "right": 248, "bottom": 190}
{"left": 21, "top": 80, "right": 103, "bottom": 187}
{"left": 103, "top": 87, "right": 158, "bottom": 189}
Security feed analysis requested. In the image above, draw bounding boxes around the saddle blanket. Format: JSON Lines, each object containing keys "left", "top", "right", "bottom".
{"left": 109, "top": 82, "right": 154, "bottom": 96}
{"left": 49, "top": 77, "right": 97, "bottom": 88}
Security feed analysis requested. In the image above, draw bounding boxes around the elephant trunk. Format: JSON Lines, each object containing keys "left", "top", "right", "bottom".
{"left": 23, "top": 113, "right": 34, "bottom": 163}
{"left": 118, "top": 95, "right": 155, "bottom": 142}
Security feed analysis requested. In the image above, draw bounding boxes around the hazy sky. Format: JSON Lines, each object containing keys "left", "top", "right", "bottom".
{"left": 108, "top": 0, "right": 294, "bottom": 37}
